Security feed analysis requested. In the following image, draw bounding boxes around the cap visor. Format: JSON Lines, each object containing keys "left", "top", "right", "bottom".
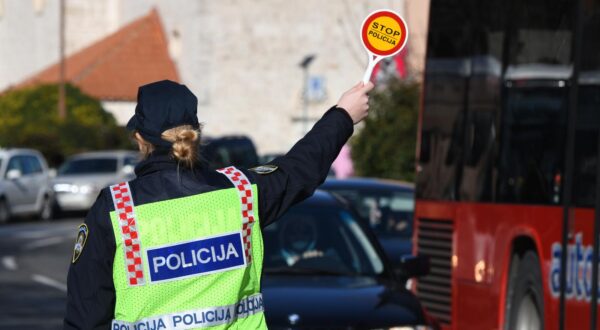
{"left": 126, "top": 115, "right": 138, "bottom": 131}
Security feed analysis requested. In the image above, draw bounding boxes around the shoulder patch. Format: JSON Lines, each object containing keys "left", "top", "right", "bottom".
{"left": 72, "top": 224, "right": 89, "bottom": 264}
{"left": 249, "top": 165, "right": 279, "bottom": 175}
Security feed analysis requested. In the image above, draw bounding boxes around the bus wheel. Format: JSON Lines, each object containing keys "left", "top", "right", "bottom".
{"left": 507, "top": 251, "right": 544, "bottom": 330}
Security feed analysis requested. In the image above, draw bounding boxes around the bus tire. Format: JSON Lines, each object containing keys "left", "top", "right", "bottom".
{"left": 507, "top": 250, "right": 544, "bottom": 330}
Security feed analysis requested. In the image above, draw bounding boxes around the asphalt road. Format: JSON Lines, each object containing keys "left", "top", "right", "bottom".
{"left": 0, "top": 218, "right": 81, "bottom": 330}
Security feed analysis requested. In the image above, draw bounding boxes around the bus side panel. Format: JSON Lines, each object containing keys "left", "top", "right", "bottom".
{"left": 454, "top": 203, "right": 563, "bottom": 330}
{"left": 561, "top": 208, "right": 596, "bottom": 328}
{"left": 415, "top": 201, "right": 598, "bottom": 329}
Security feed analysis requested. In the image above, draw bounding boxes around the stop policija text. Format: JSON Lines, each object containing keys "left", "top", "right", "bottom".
{"left": 368, "top": 22, "right": 400, "bottom": 46}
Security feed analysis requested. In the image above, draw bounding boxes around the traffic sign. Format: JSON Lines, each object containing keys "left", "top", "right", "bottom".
{"left": 360, "top": 10, "right": 408, "bottom": 83}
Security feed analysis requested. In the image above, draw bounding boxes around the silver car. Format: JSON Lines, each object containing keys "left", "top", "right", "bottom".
{"left": 52, "top": 151, "right": 139, "bottom": 212}
{"left": 0, "top": 149, "right": 54, "bottom": 223}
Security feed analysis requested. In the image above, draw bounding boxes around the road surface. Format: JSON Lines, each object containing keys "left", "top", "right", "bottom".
{"left": 0, "top": 218, "right": 81, "bottom": 330}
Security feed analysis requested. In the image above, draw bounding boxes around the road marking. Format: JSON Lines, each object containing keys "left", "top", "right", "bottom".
{"left": 0, "top": 219, "right": 82, "bottom": 237}
{"left": 31, "top": 274, "right": 67, "bottom": 292}
{"left": 15, "top": 231, "right": 55, "bottom": 239}
{"left": 1, "top": 256, "right": 17, "bottom": 271}
{"left": 23, "top": 236, "right": 66, "bottom": 250}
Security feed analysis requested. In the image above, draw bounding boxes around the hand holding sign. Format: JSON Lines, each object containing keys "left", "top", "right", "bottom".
{"left": 361, "top": 10, "right": 408, "bottom": 83}
{"left": 338, "top": 81, "right": 375, "bottom": 124}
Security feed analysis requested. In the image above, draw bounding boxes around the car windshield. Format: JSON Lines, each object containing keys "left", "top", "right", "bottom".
{"left": 325, "top": 188, "right": 414, "bottom": 238}
{"left": 58, "top": 158, "right": 118, "bottom": 175}
{"left": 263, "top": 203, "right": 384, "bottom": 277}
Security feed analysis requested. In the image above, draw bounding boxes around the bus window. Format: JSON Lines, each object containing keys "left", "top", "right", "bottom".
{"left": 458, "top": 1, "right": 504, "bottom": 202}
{"left": 416, "top": 0, "right": 474, "bottom": 201}
{"left": 573, "top": 86, "right": 600, "bottom": 207}
{"left": 573, "top": 5, "right": 600, "bottom": 208}
{"left": 496, "top": 0, "right": 574, "bottom": 205}
{"left": 497, "top": 85, "right": 568, "bottom": 204}
{"left": 505, "top": 0, "right": 573, "bottom": 67}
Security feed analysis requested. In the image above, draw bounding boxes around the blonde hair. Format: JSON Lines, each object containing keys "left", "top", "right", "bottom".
{"left": 135, "top": 125, "right": 202, "bottom": 168}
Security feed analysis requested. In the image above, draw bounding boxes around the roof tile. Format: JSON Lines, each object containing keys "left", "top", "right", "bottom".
{"left": 16, "top": 8, "right": 179, "bottom": 101}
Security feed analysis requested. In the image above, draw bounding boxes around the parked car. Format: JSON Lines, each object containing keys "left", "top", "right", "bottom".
{"left": 262, "top": 190, "right": 433, "bottom": 329}
{"left": 201, "top": 136, "right": 259, "bottom": 169}
{"left": 0, "top": 148, "right": 54, "bottom": 223}
{"left": 320, "top": 178, "right": 415, "bottom": 263}
{"left": 52, "top": 150, "right": 139, "bottom": 212}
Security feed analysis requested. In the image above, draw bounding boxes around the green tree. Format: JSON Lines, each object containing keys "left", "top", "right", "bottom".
{"left": 351, "top": 78, "right": 419, "bottom": 181}
{"left": 0, "top": 83, "right": 132, "bottom": 166}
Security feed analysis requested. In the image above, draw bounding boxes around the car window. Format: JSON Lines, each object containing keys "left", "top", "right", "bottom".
{"left": 23, "top": 155, "right": 43, "bottom": 175}
{"left": 58, "top": 158, "right": 118, "bottom": 175}
{"left": 202, "top": 138, "right": 259, "bottom": 169}
{"left": 326, "top": 188, "right": 414, "bottom": 239}
{"left": 124, "top": 156, "right": 139, "bottom": 167}
{"left": 20, "top": 156, "right": 35, "bottom": 175}
{"left": 6, "top": 156, "right": 24, "bottom": 175}
{"left": 263, "top": 204, "right": 384, "bottom": 276}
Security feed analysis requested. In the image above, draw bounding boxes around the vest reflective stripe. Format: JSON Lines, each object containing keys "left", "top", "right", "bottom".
{"left": 112, "top": 293, "right": 264, "bottom": 330}
{"left": 216, "top": 166, "right": 256, "bottom": 263}
{"left": 110, "top": 182, "right": 145, "bottom": 286}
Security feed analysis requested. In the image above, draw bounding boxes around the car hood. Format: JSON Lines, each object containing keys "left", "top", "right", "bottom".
{"left": 262, "top": 275, "right": 424, "bottom": 329}
{"left": 52, "top": 174, "right": 124, "bottom": 190}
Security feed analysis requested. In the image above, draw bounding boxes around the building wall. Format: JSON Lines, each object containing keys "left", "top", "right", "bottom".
{"left": 0, "top": 0, "right": 60, "bottom": 90}
{"left": 102, "top": 100, "right": 135, "bottom": 127}
{"left": 117, "top": 0, "right": 415, "bottom": 154}
{"left": 0, "top": 0, "right": 431, "bottom": 155}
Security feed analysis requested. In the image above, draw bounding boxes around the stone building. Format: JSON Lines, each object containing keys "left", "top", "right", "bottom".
{"left": 0, "top": 0, "right": 430, "bottom": 154}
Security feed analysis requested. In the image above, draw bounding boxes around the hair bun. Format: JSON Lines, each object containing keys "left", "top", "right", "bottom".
{"left": 161, "top": 125, "right": 201, "bottom": 167}
{"left": 175, "top": 130, "right": 197, "bottom": 143}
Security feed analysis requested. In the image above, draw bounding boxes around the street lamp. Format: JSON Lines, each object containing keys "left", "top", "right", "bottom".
{"left": 299, "top": 54, "right": 315, "bottom": 134}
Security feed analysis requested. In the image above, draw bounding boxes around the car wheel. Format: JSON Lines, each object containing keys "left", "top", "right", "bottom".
{"left": 506, "top": 251, "right": 544, "bottom": 330}
{"left": 40, "top": 195, "right": 54, "bottom": 221}
{"left": 0, "top": 199, "right": 10, "bottom": 224}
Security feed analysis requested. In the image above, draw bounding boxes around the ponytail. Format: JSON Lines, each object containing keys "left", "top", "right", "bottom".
{"left": 161, "top": 125, "right": 201, "bottom": 168}
{"left": 134, "top": 125, "right": 202, "bottom": 168}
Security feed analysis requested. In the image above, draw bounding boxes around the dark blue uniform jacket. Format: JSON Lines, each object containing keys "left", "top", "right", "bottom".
{"left": 64, "top": 107, "right": 353, "bottom": 329}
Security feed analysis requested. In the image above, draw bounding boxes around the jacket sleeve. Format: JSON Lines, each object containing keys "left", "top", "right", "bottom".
{"left": 251, "top": 106, "right": 354, "bottom": 228}
{"left": 64, "top": 189, "right": 116, "bottom": 329}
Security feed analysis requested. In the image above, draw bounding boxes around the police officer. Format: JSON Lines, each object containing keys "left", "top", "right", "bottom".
{"left": 64, "top": 79, "right": 374, "bottom": 329}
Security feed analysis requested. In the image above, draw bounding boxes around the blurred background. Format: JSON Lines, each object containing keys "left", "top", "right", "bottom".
{"left": 0, "top": 1, "right": 427, "bottom": 329}
{"left": 0, "top": 0, "right": 427, "bottom": 171}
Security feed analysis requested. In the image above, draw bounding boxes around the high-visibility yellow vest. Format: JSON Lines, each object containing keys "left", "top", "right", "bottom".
{"left": 108, "top": 166, "right": 266, "bottom": 330}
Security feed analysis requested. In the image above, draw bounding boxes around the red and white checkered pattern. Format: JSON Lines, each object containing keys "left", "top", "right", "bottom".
{"left": 110, "top": 182, "right": 145, "bottom": 286}
{"left": 217, "top": 166, "right": 256, "bottom": 263}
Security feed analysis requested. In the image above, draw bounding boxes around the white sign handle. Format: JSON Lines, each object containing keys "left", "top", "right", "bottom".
{"left": 362, "top": 53, "right": 384, "bottom": 84}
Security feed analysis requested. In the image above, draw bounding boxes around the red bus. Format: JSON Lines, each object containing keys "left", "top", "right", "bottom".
{"left": 414, "top": 0, "right": 600, "bottom": 329}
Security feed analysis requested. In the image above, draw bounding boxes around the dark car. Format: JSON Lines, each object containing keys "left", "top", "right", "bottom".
{"left": 320, "top": 178, "right": 415, "bottom": 264}
{"left": 262, "top": 190, "right": 431, "bottom": 329}
{"left": 201, "top": 136, "right": 259, "bottom": 169}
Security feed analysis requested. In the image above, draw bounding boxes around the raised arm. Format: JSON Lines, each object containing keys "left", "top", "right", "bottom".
{"left": 252, "top": 82, "right": 374, "bottom": 228}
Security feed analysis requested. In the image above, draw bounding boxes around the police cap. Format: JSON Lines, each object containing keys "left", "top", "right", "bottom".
{"left": 126, "top": 80, "right": 199, "bottom": 147}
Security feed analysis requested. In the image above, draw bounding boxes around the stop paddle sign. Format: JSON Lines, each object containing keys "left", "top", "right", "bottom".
{"left": 360, "top": 10, "right": 408, "bottom": 83}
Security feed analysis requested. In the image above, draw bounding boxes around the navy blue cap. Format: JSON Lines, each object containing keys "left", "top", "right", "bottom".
{"left": 126, "top": 80, "right": 199, "bottom": 147}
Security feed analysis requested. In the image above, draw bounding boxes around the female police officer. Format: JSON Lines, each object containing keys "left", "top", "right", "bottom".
{"left": 64, "top": 79, "right": 374, "bottom": 329}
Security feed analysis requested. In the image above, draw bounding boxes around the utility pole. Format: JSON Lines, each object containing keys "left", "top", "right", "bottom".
{"left": 58, "top": 0, "right": 66, "bottom": 120}
{"left": 299, "top": 55, "right": 315, "bottom": 134}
